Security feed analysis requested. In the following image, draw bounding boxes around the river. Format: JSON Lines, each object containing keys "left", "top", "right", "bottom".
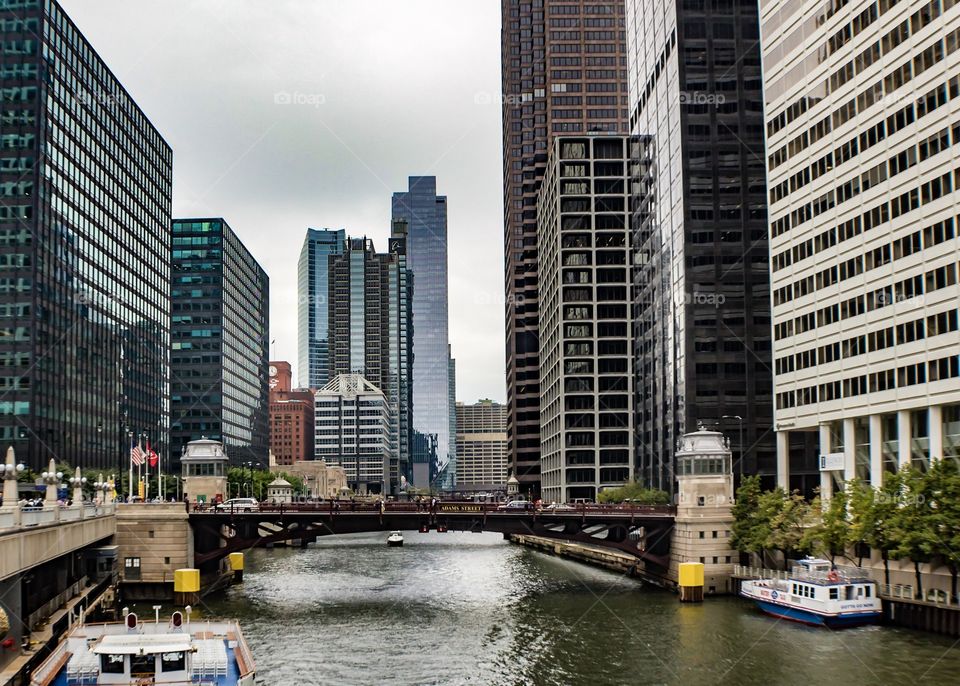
{"left": 194, "top": 532, "right": 957, "bottom": 685}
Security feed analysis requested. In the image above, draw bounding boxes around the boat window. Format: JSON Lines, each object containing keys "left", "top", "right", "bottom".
{"left": 864, "top": 586, "right": 871, "bottom": 598}
{"left": 857, "top": 587, "right": 864, "bottom": 598}
{"left": 101, "top": 654, "right": 125, "bottom": 674}
{"left": 130, "top": 654, "right": 156, "bottom": 677}
{"left": 792, "top": 583, "right": 798, "bottom": 595}
{"left": 829, "top": 588, "right": 839, "bottom": 600}
{"left": 161, "top": 651, "right": 185, "bottom": 672}
{"left": 845, "top": 585, "right": 855, "bottom": 600}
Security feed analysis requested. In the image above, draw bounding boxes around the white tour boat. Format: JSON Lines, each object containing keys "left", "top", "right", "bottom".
{"left": 387, "top": 531, "right": 404, "bottom": 547}
{"left": 30, "top": 609, "right": 256, "bottom": 685}
{"left": 740, "top": 558, "right": 883, "bottom": 628}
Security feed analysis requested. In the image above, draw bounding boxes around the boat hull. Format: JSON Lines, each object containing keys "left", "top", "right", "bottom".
{"left": 387, "top": 539, "right": 403, "bottom": 547}
{"left": 751, "top": 599, "right": 881, "bottom": 628}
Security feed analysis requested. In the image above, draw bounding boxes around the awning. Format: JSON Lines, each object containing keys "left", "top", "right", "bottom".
{"left": 93, "top": 633, "right": 193, "bottom": 655}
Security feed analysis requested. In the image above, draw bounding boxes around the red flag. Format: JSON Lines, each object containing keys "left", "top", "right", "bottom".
{"left": 147, "top": 440, "right": 158, "bottom": 467}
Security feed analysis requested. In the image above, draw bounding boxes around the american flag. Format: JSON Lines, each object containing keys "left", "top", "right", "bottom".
{"left": 130, "top": 443, "right": 145, "bottom": 466}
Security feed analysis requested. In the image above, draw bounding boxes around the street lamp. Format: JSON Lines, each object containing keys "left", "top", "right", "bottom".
{"left": 722, "top": 415, "right": 744, "bottom": 479}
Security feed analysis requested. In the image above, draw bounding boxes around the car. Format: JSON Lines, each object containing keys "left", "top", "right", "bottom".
{"left": 543, "top": 502, "right": 575, "bottom": 511}
{"left": 497, "top": 500, "right": 532, "bottom": 511}
{"left": 215, "top": 497, "right": 259, "bottom": 512}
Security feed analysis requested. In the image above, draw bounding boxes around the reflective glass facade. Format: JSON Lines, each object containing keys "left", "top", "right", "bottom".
{"left": 0, "top": 0, "right": 172, "bottom": 471}
{"left": 171, "top": 219, "right": 269, "bottom": 466}
{"left": 501, "top": 1, "right": 630, "bottom": 496}
{"left": 326, "top": 232, "right": 412, "bottom": 492}
{"left": 627, "top": 0, "right": 775, "bottom": 493}
{"left": 391, "top": 176, "right": 455, "bottom": 487}
{"left": 297, "top": 228, "right": 344, "bottom": 389}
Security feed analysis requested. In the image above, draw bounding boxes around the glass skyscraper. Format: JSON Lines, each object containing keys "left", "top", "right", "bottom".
{"left": 626, "top": 0, "right": 776, "bottom": 493}
{"left": 297, "top": 228, "right": 345, "bottom": 389}
{"left": 0, "top": 0, "right": 172, "bottom": 472}
{"left": 391, "top": 176, "right": 455, "bottom": 488}
{"left": 171, "top": 219, "right": 269, "bottom": 466}
{"left": 326, "top": 231, "right": 413, "bottom": 492}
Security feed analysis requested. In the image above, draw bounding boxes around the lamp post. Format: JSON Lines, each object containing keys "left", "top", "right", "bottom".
{"left": 722, "top": 415, "right": 744, "bottom": 479}
{"left": 0, "top": 448, "right": 25, "bottom": 507}
{"left": 92, "top": 474, "right": 111, "bottom": 505}
{"left": 68, "top": 467, "right": 87, "bottom": 504}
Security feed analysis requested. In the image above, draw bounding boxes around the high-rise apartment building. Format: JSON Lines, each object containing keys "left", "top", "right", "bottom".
{"left": 501, "top": 1, "right": 629, "bottom": 495}
{"left": 455, "top": 400, "right": 508, "bottom": 487}
{"left": 391, "top": 176, "right": 455, "bottom": 487}
{"left": 297, "top": 228, "right": 345, "bottom": 389}
{"left": 171, "top": 219, "right": 269, "bottom": 466}
{"left": 268, "top": 361, "right": 314, "bottom": 467}
{"left": 314, "top": 374, "right": 393, "bottom": 494}
{"left": 762, "top": 0, "right": 960, "bottom": 494}
{"left": 626, "top": 0, "right": 776, "bottom": 493}
{"left": 326, "top": 231, "right": 413, "bottom": 492}
{"left": 538, "top": 136, "right": 635, "bottom": 502}
{"left": 0, "top": 0, "right": 172, "bottom": 472}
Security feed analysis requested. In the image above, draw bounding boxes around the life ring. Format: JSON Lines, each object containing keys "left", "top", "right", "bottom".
{"left": 827, "top": 570, "right": 840, "bottom": 582}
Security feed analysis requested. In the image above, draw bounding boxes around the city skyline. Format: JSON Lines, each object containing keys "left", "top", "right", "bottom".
{"left": 58, "top": 0, "right": 507, "bottom": 407}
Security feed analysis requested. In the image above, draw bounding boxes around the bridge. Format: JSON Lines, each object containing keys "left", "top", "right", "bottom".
{"left": 188, "top": 502, "right": 676, "bottom": 571}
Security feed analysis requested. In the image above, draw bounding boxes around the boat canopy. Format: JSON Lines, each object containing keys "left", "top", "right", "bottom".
{"left": 93, "top": 633, "right": 193, "bottom": 655}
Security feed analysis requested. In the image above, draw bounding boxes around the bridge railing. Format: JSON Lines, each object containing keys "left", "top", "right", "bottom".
{"left": 189, "top": 500, "right": 675, "bottom": 516}
{"left": 0, "top": 501, "right": 115, "bottom": 531}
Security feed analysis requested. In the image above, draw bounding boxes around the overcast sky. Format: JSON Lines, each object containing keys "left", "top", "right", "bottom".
{"left": 60, "top": 0, "right": 506, "bottom": 404}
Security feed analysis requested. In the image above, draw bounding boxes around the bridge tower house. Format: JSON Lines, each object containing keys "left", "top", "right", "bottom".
{"left": 668, "top": 426, "right": 738, "bottom": 594}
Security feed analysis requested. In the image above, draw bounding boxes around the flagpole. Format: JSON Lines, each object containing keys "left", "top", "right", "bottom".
{"left": 128, "top": 434, "right": 133, "bottom": 502}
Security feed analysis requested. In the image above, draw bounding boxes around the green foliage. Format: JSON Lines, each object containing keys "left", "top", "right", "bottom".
{"left": 596, "top": 481, "right": 670, "bottom": 505}
{"left": 731, "top": 475, "right": 766, "bottom": 555}
{"left": 226, "top": 467, "right": 303, "bottom": 500}
{"left": 802, "top": 487, "right": 846, "bottom": 562}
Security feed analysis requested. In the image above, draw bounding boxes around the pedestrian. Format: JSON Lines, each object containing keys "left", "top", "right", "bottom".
{"left": 380, "top": 499, "right": 386, "bottom": 515}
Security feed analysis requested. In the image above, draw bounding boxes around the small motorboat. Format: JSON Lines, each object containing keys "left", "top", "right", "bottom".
{"left": 740, "top": 557, "right": 882, "bottom": 628}
{"left": 387, "top": 530, "right": 404, "bottom": 547}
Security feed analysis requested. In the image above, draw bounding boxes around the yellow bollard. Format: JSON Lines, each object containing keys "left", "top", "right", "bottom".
{"left": 228, "top": 552, "right": 244, "bottom": 582}
{"left": 678, "top": 562, "right": 705, "bottom": 602}
{"left": 173, "top": 568, "right": 200, "bottom": 606}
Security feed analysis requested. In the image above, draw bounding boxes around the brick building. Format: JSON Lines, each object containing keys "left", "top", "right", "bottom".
{"left": 268, "top": 361, "right": 315, "bottom": 466}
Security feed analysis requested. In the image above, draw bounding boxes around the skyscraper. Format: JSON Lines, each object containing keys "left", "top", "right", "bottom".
{"left": 326, "top": 232, "right": 413, "bottom": 492}
{"left": 626, "top": 0, "right": 775, "bottom": 493}
{"left": 762, "top": 0, "right": 960, "bottom": 494}
{"left": 171, "top": 219, "right": 269, "bottom": 466}
{"left": 456, "top": 400, "right": 508, "bottom": 487}
{"left": 297, "top": 228, "right": 345, "bottom": 390}
{"left": 501, "top": 1, "right": 630, "bottom": 495}
{"left": 538, "top": 136, "right": 635, "bottom": 503}
{"left": 391, "top": 176, "right": 455, "bottom": 487}
{"left": 0, "top": 0, "right": 172, "bottom": 472}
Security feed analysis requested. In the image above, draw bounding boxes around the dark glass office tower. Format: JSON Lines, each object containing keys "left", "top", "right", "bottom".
{"left": 326, "top": 231, "right": 413, "bottom": 493}
{"left": 391, "top": 176, "right": 454, "bottom": 487}
{"left": 297, "top": 228, "right": 344, "bottom": 389}
{"left": 501, "top": 1, "right": 629, "bottom": 496}
{"left": 171, "top": 219, "right": 269, "bottom": 466}
{"left": 0, "top": 0, "right": 172, "bottom": 472}
{"left": 626, "top": 0, "right": 775, "bottom": 493}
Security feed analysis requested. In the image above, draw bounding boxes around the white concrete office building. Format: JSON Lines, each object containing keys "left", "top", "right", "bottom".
{"left": 762, "top": 0, "right": 960, "bottom": 495}
{"left": 314, "top": 374, "right": 393, "bottom": 495}
{"left": 455, "top": 400, "right": 508, "bottom": 487}
{"left": 538, "top": 136, "right": 635, "bottom": 504}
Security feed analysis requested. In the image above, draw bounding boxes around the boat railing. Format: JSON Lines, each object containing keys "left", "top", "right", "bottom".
{"left": 28, "top": 641, "right": 70, "bottom": 686}
{"left": 733, "top": 565, "right": 791, "bottom": 581}
{"left": 734, "top": 564, "right": 874, "bottom": 585}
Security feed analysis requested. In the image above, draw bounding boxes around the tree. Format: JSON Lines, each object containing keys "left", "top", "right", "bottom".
{"left": 924, "top": 458, "right": 960, "bottom": 602}
{"left": 801, "top": 488, "right": 846, "bottom": 563}
{"left": 596, "top": 481, "right": 670, "bottom": 505}
{"left": 767, "top": 489, "right": 815, "bottom": 566}
{"left": 731, "top": 475, "right": 767, "bottom": 562}
{"left": 846, "top": 478, "right": 878, "bottom": 567}
{"left": 868, "top": 470, "right": 903, "bottom": 586}
{"left": 889, "top": 466, "right": 937, "bottom": 600}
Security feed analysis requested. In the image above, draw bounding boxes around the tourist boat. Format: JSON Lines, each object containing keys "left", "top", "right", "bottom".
{"left": 29, "top": 609, "right": 256, "bottom": 685}
{"left": 387, "top": 531, "right": 404, "bottom": 547}
{"left": 740, "top": 558, "right": 883, "bottom": 628}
